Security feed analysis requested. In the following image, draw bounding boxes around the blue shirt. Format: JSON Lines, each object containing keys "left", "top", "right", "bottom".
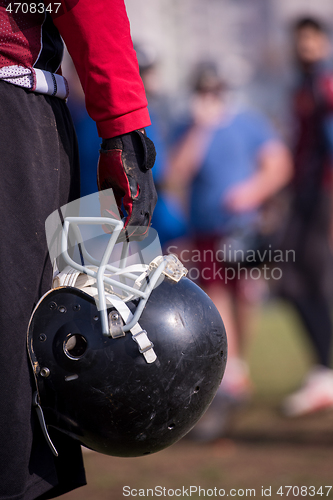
{"left": 189, "top": 109, "right": 276, "bottom": 234}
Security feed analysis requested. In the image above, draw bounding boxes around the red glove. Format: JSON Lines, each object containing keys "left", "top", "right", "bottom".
{"left": 97, "top": 129, "right": 157, "bottom": 240}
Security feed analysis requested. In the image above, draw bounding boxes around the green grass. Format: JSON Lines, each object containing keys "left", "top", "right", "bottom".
{"left": 247, "top": 299, "right": 315, "bottom": 399}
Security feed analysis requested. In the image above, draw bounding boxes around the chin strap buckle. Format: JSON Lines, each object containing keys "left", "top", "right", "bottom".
{"left": 105, "top": 295, "right": 157, "bottom": 363}
{"left": 149, "top": 254, "right": 188, "bottom": 282}
{"left": 132, "top": 329, "right": 156, "bottom": 364}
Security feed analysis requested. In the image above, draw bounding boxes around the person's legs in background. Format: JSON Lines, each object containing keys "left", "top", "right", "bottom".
{"left": 282, "top": 293, "right": 333, "bottom": 417}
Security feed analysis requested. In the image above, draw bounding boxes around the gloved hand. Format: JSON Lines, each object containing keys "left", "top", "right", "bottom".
{"left": 97, "top": 129, "right": 157, "bottom": 240}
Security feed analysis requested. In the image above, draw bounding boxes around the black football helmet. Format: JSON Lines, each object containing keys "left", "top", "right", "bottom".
{"left": 28, "top": 191, "right": 227, "bottom": 457}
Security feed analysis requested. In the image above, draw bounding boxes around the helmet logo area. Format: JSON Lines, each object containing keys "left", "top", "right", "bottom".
{"left": 63, "top": 334, "right": 88, "bottom": 360}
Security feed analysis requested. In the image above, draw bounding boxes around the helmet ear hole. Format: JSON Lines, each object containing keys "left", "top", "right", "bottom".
{"left": 63, "top": 334, "right": 87, "bottom": 359}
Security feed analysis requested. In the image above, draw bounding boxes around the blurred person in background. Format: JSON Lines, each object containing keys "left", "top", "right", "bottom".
{"left": 166, "top": 62, "right": 292, "bottom": 442}
{"left": 279, "top": 17, "right": 333, "bottom": 417}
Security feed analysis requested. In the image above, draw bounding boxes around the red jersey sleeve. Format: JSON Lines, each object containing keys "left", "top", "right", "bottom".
{"left": 52, "top": 0, "right": 150, "bottom": 138}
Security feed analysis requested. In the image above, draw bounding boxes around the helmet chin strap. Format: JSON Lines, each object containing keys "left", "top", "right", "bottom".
{"left": 33, "top": 392, "right": 58, "bottom": 457}
{"left": 105, "top": 294, "right": 157, "bottom": 363}
{"left": 52, "top": 263, "right": 157, "bottom": 362}
{"left": 57, "top": 215, "right": 187, "bottom": 362}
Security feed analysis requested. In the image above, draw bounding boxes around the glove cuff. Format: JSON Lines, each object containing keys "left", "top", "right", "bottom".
{"left": 101, "top": 130, "right": 156, "bottom": 171}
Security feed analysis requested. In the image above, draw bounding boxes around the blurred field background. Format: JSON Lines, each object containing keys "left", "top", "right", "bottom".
{"left": 62, "top": 300, "right": 333, "bottom": 500}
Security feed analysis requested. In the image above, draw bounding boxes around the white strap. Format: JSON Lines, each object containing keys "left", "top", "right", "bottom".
{"left": 106, "top": 295, "right": 157, "bottom": 364}
{"left": 0, "top": 65, "right": 69, "bottom": 100}
{"left": 33, "top": 68, "right": 69, "bottom": 99}
{"left": 131, "top": 330, "right": 157, "bottom": 364}
{"left": 53, "top": 265, "right": 96, "bottom": 289}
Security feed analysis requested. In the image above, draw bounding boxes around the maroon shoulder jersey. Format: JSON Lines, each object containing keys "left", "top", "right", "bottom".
{"left": 0, "top": 0, "right": 150, "bottom": 137}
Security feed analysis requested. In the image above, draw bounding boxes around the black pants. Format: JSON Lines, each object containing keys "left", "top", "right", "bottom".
{"left": 0, "top": 82, "right": 86, "bottom": 499}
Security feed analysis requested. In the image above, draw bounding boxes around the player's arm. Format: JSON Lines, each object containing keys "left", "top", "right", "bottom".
{"left": 224, "top": 140, "right": 293, "bottom": 213}
{"left": 51, "top": 0, "right": 157, "bottom": 235}
{"left": 51, "top": 0, "right": 149, "bottom": 137}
